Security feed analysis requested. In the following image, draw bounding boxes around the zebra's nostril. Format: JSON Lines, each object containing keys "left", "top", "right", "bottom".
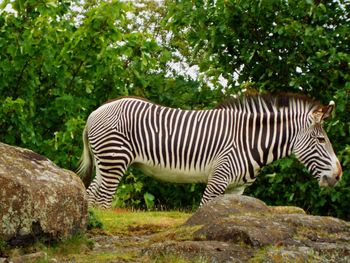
{"left": 335, "top": 175, "right": 340, "bottom": 181}
{"left": 336, "top": 161, "right": 342, "bottom": 176}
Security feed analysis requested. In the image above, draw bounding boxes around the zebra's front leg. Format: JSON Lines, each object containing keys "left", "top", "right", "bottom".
{"left": 200, "top": 174, "right": 230, "bottom": 207}
{"left": 225, "top": 185, "right": 246, "bottom": 195}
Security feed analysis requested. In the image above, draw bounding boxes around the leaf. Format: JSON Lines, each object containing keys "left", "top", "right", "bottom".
{"left": 144, "top": 192, "right": 155, "bottom": 210}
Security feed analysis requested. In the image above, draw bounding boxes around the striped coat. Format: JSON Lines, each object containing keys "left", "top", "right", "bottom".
{"left": 78, "top": 95, "right": 342, "bottom": 208}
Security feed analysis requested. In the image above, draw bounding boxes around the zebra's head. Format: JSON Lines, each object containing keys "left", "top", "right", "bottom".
{"left": 293, "top": 101, "right": 342, "bottom": 187}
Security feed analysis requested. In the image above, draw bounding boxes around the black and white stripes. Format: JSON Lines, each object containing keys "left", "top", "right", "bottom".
{"left": 78, "top": 94, "right": 342, "bottom": 208}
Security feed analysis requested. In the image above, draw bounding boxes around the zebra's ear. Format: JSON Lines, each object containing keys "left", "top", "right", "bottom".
{"left": 322, "top": 101, "right": 335, "bottom": 119}
{"left": 313, "top": 101, "right": 335, "bottom": 122}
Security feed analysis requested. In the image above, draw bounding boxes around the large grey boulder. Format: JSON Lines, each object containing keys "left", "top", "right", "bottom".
{"left": 185, "top": 194, "right": 270, "bottom": 226}
{"left": 147, "top": 194, "right": 350, "bottom": 262}
{"left": 0, "top": 142, "right": 88, "bottom": 246}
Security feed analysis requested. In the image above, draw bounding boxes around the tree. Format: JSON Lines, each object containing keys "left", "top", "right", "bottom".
{"left": 0, "top": 0, "right": 211, "bottom": 210}
{"left": 0, "top": 0, "right": 174, "bottom": 166}
{"left": 165, "top": 0, "right": 350, "bottom": 219}
{"left": 0, "top": 0, "right": 349, "bottom": 218}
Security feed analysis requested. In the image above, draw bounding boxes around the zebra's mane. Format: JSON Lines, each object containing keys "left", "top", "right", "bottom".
{"left": 104, "top": 96, "right": 151, "bottom": 105}
{"left": 216, "top": 93, "right": 321, "bottom": 112}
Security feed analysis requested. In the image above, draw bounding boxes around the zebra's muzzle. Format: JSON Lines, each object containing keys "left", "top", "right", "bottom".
{"left": 319, "top": 160, "right": 343, "bottom": 188}
{"left": 319, "top": 174, "right": 341, "bottom": 188}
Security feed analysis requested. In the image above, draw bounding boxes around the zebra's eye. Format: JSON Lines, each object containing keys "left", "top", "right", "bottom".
{"left": 317, "top": 137, "right": 326, "bottom": 143}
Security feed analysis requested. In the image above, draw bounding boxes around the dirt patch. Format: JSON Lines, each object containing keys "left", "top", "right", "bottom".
{"left": 112, "top": 208, "right": 130, "bottom": 214}
{"left": 127, "top": 224, "right": 166, "bottom": 235}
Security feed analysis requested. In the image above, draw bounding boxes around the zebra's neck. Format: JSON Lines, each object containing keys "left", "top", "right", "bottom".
{"left": 230, "top": 107, "right": 310, "bottom": 177}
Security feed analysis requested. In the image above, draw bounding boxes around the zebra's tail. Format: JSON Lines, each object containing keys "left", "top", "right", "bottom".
{"left": 77, "top": 125, "right": 94, "bottom": 188}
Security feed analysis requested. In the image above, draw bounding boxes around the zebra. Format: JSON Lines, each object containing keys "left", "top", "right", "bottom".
{"left": 77, "top": 94, "right": 342, "bottom": 208}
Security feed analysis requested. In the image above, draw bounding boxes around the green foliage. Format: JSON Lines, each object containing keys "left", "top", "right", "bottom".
{"left": 144, "top": 192, "right": 155, "bottom": 210}
{"left": 166, "top": 0, "right": 350, "bottom": 220}
{"left": 245, "top": 157, "right": 350, "bottom": 220}
{"left": 87, "top": 209, "right": 103, "bottom": 230}
{"left": 0, "top": 0, "right": 349, "bottom": 220}
{"left": 0, "top": 0, "right": 211, "bottom": 211}
{"left": 166, "top": 0, "right": 350, "bottom": 97}
{"left": 0, "top": 239, "right": 7, "bottom": 257}
{"left": 46, "top": 233, "right": 94, "bottom": 257}
{"left": 112, "top": 171, "right": 144, "bottom": 208}
{"left": 0, "top": 97, "right": 33, "bottom": 145}
{"left": 112, "top": 169, "right": 203, "bottom": 210}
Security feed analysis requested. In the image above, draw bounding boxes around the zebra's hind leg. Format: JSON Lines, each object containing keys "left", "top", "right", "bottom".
{"left": 86, "top": 182, "right": 99, "bottom": 206}
{"left": 94, "top": 150, "right": 132, "bottom": 208}
{"left": 94, "top": 166, "right": 127, "bottom": 208}
{"left": 86, "top": 158, "right": 103, "bottom": 207}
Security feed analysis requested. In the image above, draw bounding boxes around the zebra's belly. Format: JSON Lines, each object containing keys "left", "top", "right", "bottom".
{"left": 132, "top": 162, "right": 211, "bottom": 184}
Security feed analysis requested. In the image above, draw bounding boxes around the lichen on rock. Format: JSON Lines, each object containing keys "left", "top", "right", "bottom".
{"left": 0, "top": 142, "right": 88, "bottom": 246}
{"left": 148, "top": 194, "right": 350, "bottom": 262}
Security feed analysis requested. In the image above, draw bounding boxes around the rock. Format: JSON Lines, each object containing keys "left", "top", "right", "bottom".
{"left": 0, "top": 142, "right": 88, "bottom": 246}
{"left": 185, "top": 194, "right": 270, "bottom": 226}
{"left": 269, "top": 206, "right": 306, "bottom": 214}
{"left": 275, "top": 213, "right": 349, "bottom": 232}
{"left": 148, "top": 194, "right": 350, "bottom": 262}
{"left": 90, "top": 235, "right": 123, "bottom": 252}
{"left": 10, "top": 252, "right": 47, "bottom": 263}
{"left": 262, "top": 246, "right": 319, "bottom": 262}
{"left": 146, "top": 240, "right": 254, "bottom": 263}
{"left": 193, "top": 215, "right": 295, "bottom": 247}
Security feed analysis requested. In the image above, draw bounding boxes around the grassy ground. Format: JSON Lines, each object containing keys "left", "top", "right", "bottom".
{"left": 5, "top": 206, "right": 347, "bottom": 262}
{"left": 4, "top": 209, "right": 194, "bottom": 263}
{"left": 93, "top": 208, "right": 191, "bottom": 235}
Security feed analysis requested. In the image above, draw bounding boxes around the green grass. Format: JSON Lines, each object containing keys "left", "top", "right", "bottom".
{"left": 92, "top": 208, "right": 191, "bottom": 235}
{"left": 51, "top": 250, "right": 138, "bottom": 263}
{"left": 61, "top": 209, "right": 192, "bottom": 262}
{"left": 2, "top": 209, "right": 193, "bottom": 262}
{"left": 151, "top": 254, "right": 209, "bottom": 263}
{"left": 0, "top": 239, "right": 8, "bottom": 256}
{"left": 56, "top": 209, "right": 191, "bottom": 262}
{"left": 45, "top": 234, "right": 93, "bottom": 256}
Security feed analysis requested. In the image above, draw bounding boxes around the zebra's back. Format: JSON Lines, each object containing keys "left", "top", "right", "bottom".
{"left": 87, "top": 97, "right": 234, "bottom": 183}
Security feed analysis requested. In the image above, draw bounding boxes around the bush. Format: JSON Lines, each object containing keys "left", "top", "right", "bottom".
{"left": 0, "top": 0, "right": 349, "bottom": 220}
{"left": 87, "top": 209, "right": 103, "bottom": 230}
